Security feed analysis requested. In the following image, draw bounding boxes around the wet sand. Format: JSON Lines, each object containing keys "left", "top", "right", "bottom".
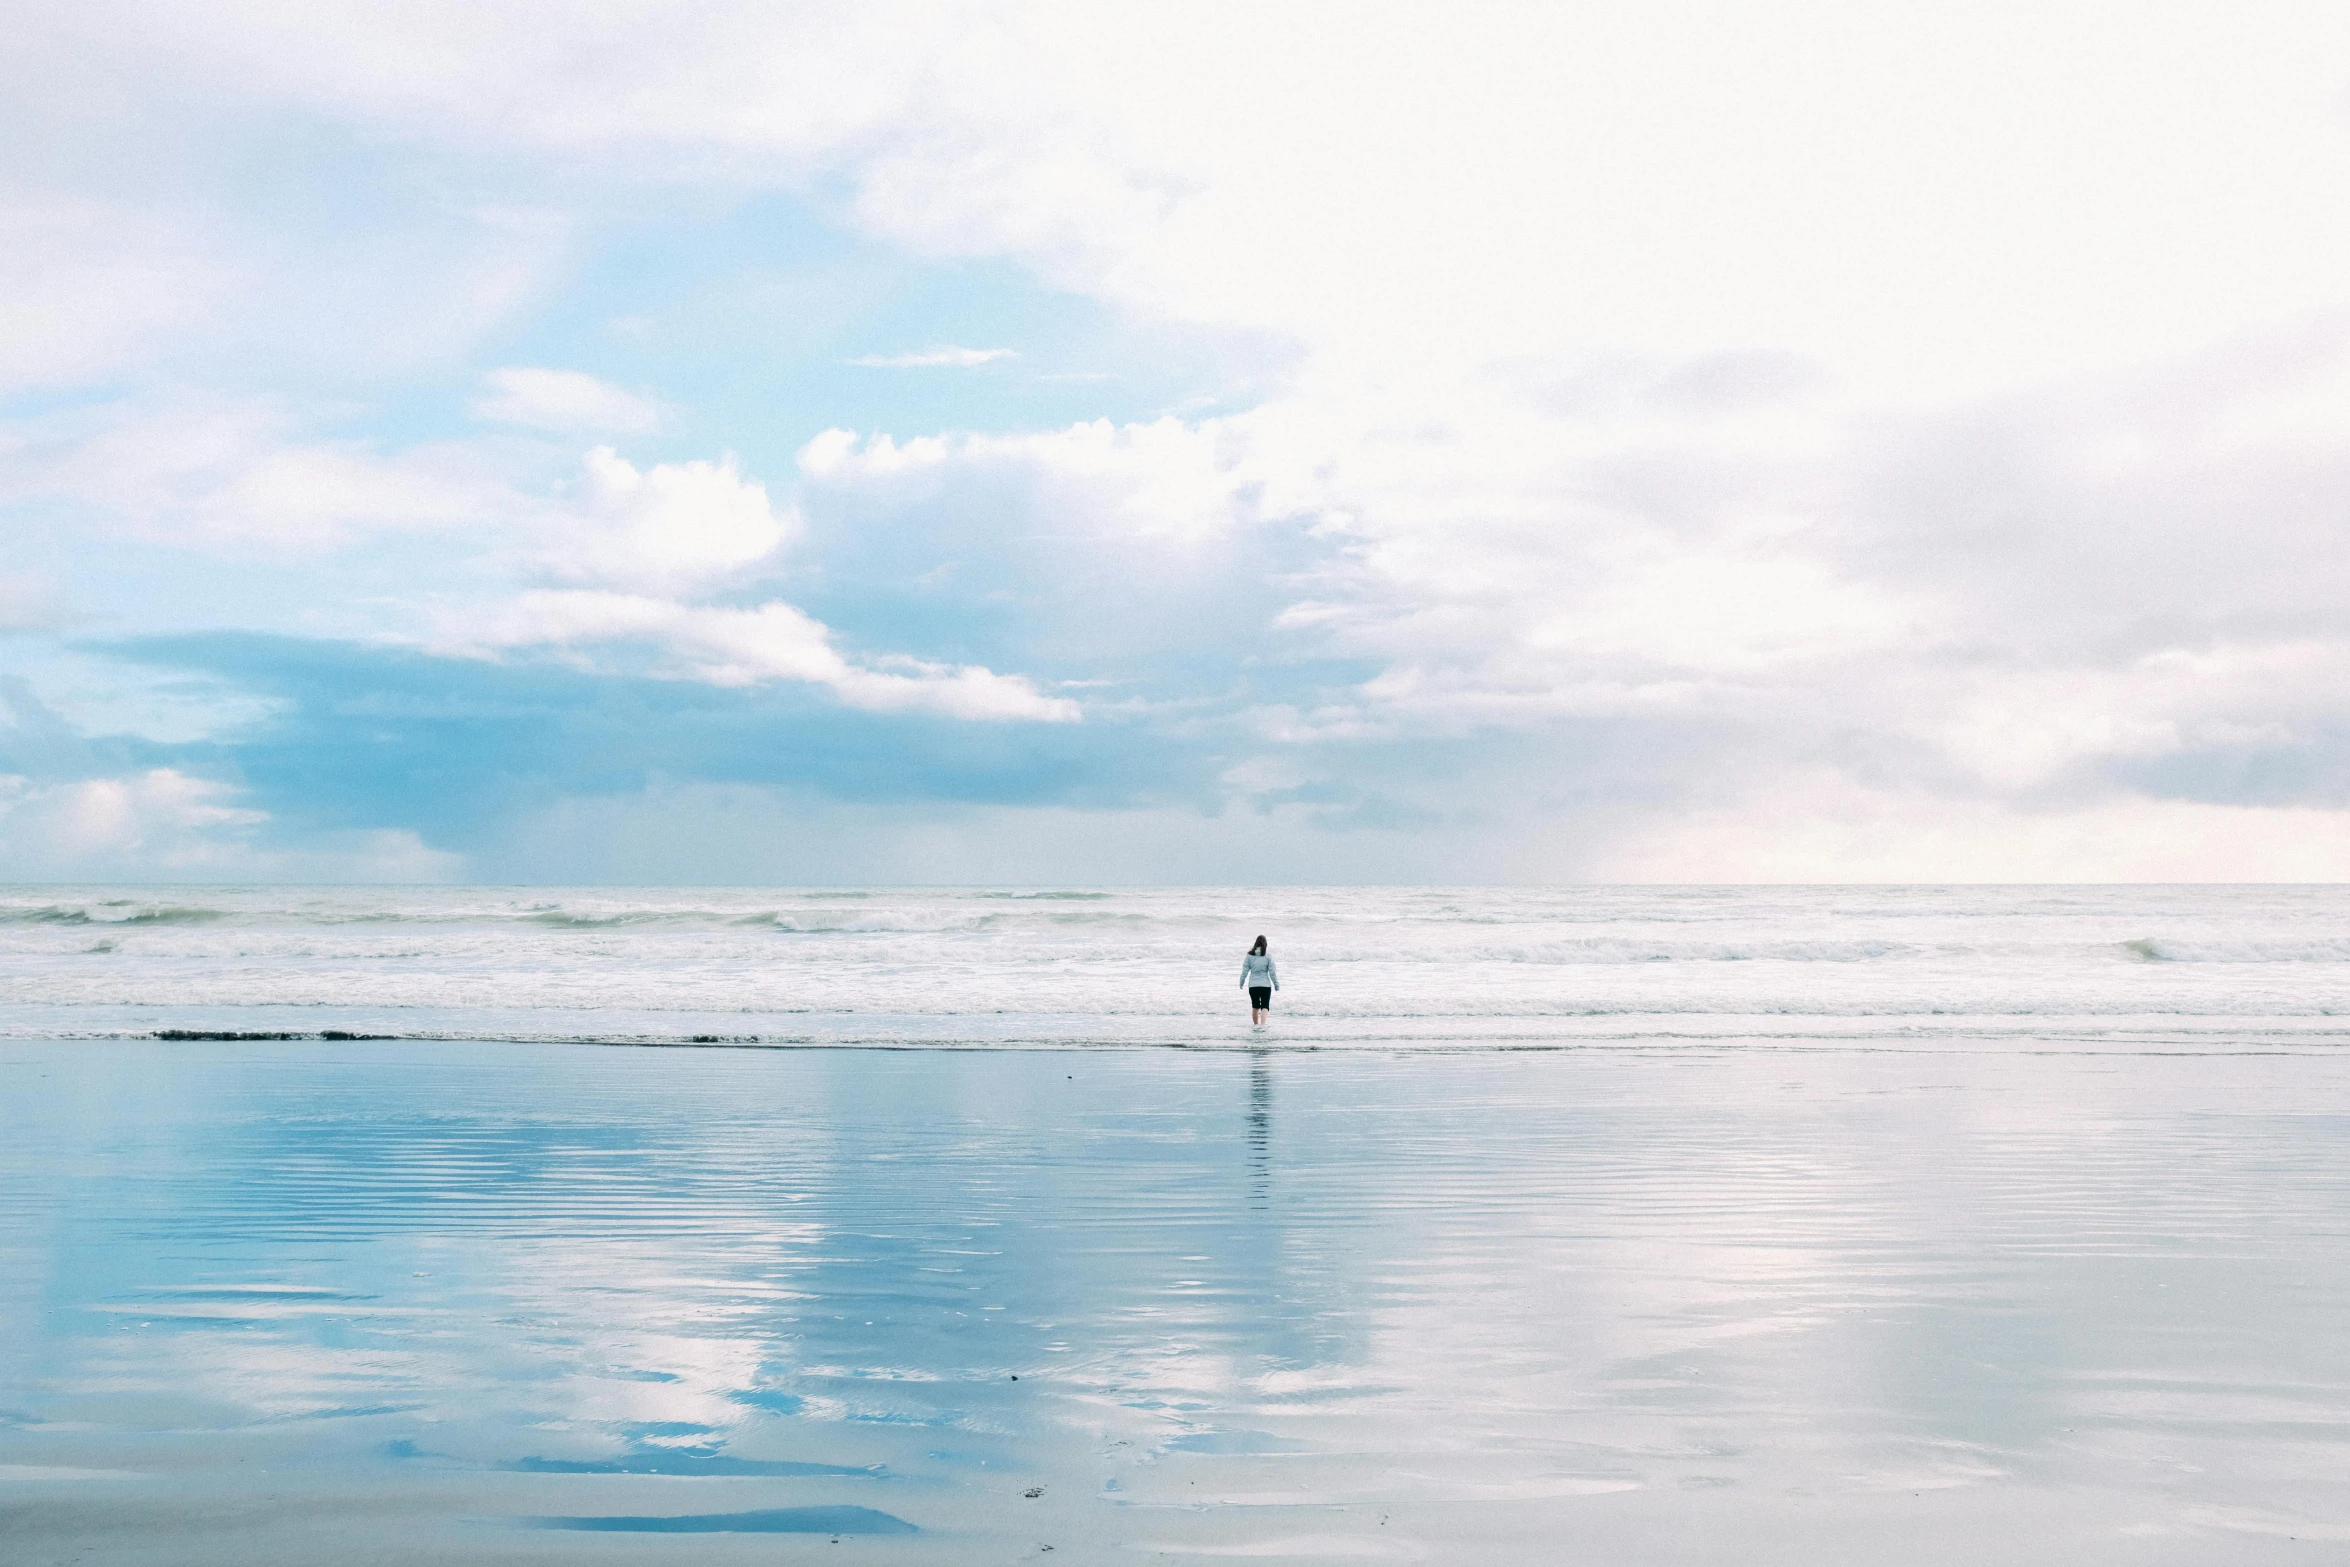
{"left": 4, "top": 1038, "right": 2348, "bottom": 1563}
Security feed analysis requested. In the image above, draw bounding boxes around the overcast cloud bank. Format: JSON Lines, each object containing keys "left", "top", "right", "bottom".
{"left": 5, "top": 2, "right": 2350, "bottom": 881}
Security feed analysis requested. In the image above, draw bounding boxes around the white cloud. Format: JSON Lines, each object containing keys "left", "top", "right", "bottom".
{"left": 0, "top": 574, "right": 66, "bottom": 632}
{"left": 799, "top": 417, "right": 1254, "bottom": 543}
{"left": 0, "top": 768, "right": 450, "bottom": 881}
{"left": 473, "top": 367, "right": 662, "bottom": 433}
{"left": 203, "top": 443, "right": 517, "bottom": 547}
{"left": 545, "top": 446, "right": 793, "bottom": 591}
{"left": 0, "top": 196, "right": 230, "bottom": 391}
{"left": 800, "top": 384, "right": 1911, "bottom": 727}
{"left": 3, "top": 767, "right": 262, "bottom": 862}
{"left": 1591, "top": 776, "right": 2350, "bottom": 884}
{"left": 789, "top": 312, "right": 2350, "bottom": 875}
{"left": 3, "top": 408, "right": 784, "bottom": 595}
{"left": 845, "top": 346, "right": 1017, "bottom": 368}
{"left": 108, "top": 2, "right": 2350, "bottom": 395}
{"left": 0, "top": 399, "right": 535, "bottom": 550}
{"left": 26, "top": 5, "right": 2350, "bottom": 411}
{"left": 455, "top": 589, "right": 1080, "bottom": 722}
{"left": 0, "top": 770, "right": 462, "bottom": 888}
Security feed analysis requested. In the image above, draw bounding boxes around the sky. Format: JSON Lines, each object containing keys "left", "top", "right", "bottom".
{"left": 6, "top": 1, "right": 2350, "bottom": 884}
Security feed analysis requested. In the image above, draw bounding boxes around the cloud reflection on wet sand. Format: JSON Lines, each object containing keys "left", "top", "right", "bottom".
{"left": 3, "top": 1040, "right": 2348, "bottom": 1562}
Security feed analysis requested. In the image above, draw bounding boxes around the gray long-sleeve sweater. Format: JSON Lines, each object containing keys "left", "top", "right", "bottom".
{"left": 1240, "top": 952, "right": 1279, "bottom": 990}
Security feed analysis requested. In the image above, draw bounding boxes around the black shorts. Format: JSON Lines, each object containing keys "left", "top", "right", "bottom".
{"left": 1249, "top": 987, "right": 1272, "bottom": 1009}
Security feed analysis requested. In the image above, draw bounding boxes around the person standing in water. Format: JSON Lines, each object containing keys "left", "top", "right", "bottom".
{"left": 1241, "top": 935, "right": 1278, "bottom": 1026}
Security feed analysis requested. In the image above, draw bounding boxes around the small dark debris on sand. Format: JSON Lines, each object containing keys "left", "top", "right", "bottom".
{"left": 155, "top": 1030, "right": 299, "bottom": 1041}
{"left": 153, "top": 1029, "right": 392, "bottom": 1042}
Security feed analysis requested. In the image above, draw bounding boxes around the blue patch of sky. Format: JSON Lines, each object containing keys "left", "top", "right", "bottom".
{"left": 350, "top": 186, "right": 1290, "bottom": 471}
{"left": 0, "top": 674, "right": 177, "bottom": 784}
{"left": 116, "top": 106, "right": 1284, "bottom": 455}
{"left": 0, "top": 644, "right": 281, "bottom": 747}
{"left": 96, "top": 634, "right": 1218, "bottom": 850}
{"left": 487, "top": 200, "right": 1284, "bottom": 467}
{"left": 15, "top": 496, "right": 493, "bottom": 649}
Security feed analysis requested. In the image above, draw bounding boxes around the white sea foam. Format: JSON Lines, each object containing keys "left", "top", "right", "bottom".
{"left": 2, "top": 884, "right": 2346, "bottom": 1049}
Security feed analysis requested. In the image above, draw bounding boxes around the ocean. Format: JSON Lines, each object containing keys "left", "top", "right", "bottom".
{"left": 4, "top": 885, "right": 2349, "bottom": 1562}
{"left": 6, "top": 882, "right": 2349, "bottom": 1048}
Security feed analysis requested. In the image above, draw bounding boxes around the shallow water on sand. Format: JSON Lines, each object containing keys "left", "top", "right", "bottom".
{"left": 4, "top": 1038, "right": 2349, "bottom": 1563}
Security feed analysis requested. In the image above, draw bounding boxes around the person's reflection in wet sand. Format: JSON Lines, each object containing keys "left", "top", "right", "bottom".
{"left": 1247, "top": 1049, "right": 1272, "bottom": 1209}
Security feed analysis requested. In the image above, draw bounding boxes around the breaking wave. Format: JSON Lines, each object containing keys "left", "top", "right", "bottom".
{"left": 2122, "top": 936, "right": 2350, "bottom": 963}
{"left": 0, "top": 904, "right": 230, "bottom": 927}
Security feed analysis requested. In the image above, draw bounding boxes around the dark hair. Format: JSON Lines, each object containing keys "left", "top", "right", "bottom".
{"left": 1250, "top": 935, "right": 1267, "bottom": 955}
